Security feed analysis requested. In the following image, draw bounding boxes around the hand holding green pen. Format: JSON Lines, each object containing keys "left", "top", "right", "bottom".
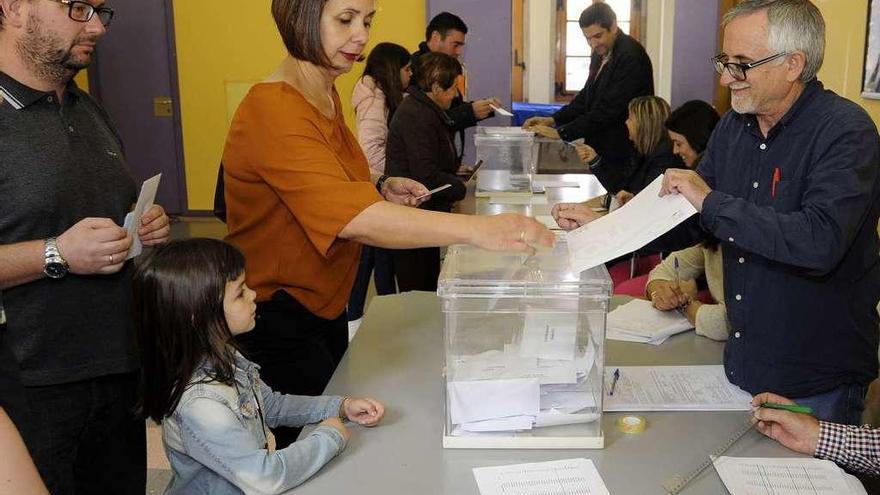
{"left": 760, "top": 402, "right": 813, "bottom": 415}
{"left": 751, "top": 392, "right": 820, "bottom": 456}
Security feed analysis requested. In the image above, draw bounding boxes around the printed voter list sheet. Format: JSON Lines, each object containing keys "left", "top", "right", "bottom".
{"left": 123, "top": 173, "right": 162, "bottom": 260}
{"left": 566, "top": 174, "right": 697, "bottom": 273}
{"left": 604, "top": 365, "right": 753, "bottom": 411}
{"left": 473, "top": 458, "right": 610, "bottom": 495}
{"left": 712, "top": 457, "right": 864, "bottom": 495}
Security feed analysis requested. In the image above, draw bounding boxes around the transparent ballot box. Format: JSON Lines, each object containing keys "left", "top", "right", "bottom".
{"left": 437, "top": 238, "right": 611, "bottom": 449}
{"left": 474, "top": 127, "right": 537, "bottom": 196}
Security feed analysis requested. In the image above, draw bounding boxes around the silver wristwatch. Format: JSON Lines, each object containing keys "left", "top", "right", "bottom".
{"left": 43, "top": 237, "right": 69, "bottom": 279}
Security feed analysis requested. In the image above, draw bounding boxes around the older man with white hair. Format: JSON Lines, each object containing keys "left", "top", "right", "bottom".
{"left": 617, "top": 0, "right": 878, "bottom": 424}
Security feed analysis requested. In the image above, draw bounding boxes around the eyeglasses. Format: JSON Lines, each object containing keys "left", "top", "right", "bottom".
{"left": 711, "top": 52, "right": 788, "bottom": 81}
{"left": 46, "top": 0, "right": 115, "bottom": 27}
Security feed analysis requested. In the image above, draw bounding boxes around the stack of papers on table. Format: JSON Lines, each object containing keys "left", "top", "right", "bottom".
{"left": 606, "top": 298, "right": 693, "bottom": 345}
{"left": 473, "top": 458, "right": 611, "bottom": 495}
{"left": 603, "top": 365, "right": 753, "bottom": 411}
{"left": 713, "top": 456, "right": 866, "bottom": 494}
{"left": 447, "top": 316, "right": 600, "bottom": 434}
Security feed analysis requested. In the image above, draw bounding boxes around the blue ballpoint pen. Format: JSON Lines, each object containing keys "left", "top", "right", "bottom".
{"left": 674, "top": 256, "right": 688, "bottom": 315}
{"left": 609, "top": 368, "right": 620, "bottom": 396}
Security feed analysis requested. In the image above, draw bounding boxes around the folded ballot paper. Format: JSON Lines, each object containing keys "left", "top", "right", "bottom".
{"left": 606, "top": 298, "right": 693, "bottom": 345}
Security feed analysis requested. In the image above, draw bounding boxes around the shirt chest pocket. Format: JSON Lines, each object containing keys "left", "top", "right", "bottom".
{"left": 770, "top": 178, "right": 804, "bottom": 213}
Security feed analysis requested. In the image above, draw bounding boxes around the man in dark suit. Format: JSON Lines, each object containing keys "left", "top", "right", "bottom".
{"left": 524, "top": 3, "right": 654, "bottom": 184}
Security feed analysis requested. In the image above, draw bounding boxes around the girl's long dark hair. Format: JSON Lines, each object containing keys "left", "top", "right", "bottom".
{"left": 135, "top": 238, "right": 246, "bottom": 423}
{"left": 361, "top": 42, "right": 411, "bottom": 122}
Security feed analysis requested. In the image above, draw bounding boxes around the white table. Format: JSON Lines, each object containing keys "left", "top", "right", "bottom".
{"left": 293, "top": 292, "right": 803, "bottom": 495}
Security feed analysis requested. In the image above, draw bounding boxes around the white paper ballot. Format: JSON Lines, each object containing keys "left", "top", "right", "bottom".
{"left": 712, "top": 456, "right": 863, "bottom": 495}
{"left": 448, "top": 378, "right": 540, "bottom": 425}
{"left": 489, "top": 104, "right": 514, "bottom": 117}
{"left": 123, "top": 173, "right": 162, "bottom": 260}
{"left": 473, "top": 458, "right": 610, "bottom": 495}
{"left": 607, "top": 298, "right": 693, "bottom": 344}
{"left": 566, "top": 174, "right": 697, "bottom": 273}
{"left": 534, "top": 410, "right": 600, "bottom": 427}
{"left": 603, "top": 365, "right": 753, "bottom": 411}
{"left": 450, "top": 351, "right": 578, "bottom": 385}
{"left": 520, "top": 315, "right": 577, "bottom": 361}
{"left": 461, "top": 415, "right": 535, "bottom": 433}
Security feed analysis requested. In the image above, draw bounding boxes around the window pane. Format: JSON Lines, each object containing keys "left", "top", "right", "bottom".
{"left": 618, "top": 21, "right": 630, "bottom": 35}
{"left": 567, "top": 0, "right": 591, "bottom": 21}
{"left": 605, "top": 0, "right": 631, "bottom": 21}
{"left": 566, "top": 57, "right": 590, "bottom": 92}
{"left": 566, "top": 22, "right": 591, "bottom": 57}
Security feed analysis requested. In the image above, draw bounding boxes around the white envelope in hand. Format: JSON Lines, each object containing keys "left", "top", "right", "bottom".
{"left": 448, "top": 378, "right": 540, "bottom": 425}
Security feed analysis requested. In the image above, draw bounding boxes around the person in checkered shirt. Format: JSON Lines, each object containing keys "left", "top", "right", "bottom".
{"left": 752, "top": 392, "right": 880, "bottom": 476}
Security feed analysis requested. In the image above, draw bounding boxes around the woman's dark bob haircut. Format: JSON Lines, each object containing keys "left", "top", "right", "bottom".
{"left": 272, "top": 0, "right": 333, "bottom": 68}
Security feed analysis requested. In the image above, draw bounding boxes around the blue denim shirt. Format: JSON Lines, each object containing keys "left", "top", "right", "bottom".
{"left": 162, "top": 352, "right": 345, "bottom": 494}
{"left": 656, "top": 80, "right": 880, "bottom": 397}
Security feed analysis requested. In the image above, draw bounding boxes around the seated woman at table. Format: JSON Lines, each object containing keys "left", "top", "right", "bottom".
{"left": 752, "top": 392, "right": 880, "bottom": 476}
{"left": 574, "top": 95, "right": 680, "bottom": 207}
{"left": 645, "top": 240, "right": 730, "bottom": 341}
{"left": 551, "top": 99, "right": 719, "bottom": 230}
{"left": 385, "top": 52, "right": 467, "bottom": 292}
{"left": 664, "top": 99, "right": 720, "bottom": 169}
{"left": 223, "top": 0, "right": 554, "bottom": 449}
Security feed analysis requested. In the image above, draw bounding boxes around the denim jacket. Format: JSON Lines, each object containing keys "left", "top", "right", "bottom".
{"left": 162, "top": 351, "right": 345, "bottom": 494}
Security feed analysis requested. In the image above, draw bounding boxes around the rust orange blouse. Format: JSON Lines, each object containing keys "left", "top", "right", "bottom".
{"left": 223, "top": 82, "right": 382, "bottom": 319}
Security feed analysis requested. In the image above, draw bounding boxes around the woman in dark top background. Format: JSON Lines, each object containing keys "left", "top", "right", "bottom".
{"left": 385, "top": 53, "right": 467, "bottom": 291}
{"left": 664, "top": 99, "right": 721, "bottom": 169}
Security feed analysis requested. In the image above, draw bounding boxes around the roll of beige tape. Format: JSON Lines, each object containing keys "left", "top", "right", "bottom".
{"left": 617, "top": 415, "right": 647, "bottom": 434}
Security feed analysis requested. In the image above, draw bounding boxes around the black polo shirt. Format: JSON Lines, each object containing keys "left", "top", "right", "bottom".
{"left": 696, "top": 81, "right": 880, "bottom": 397}
{"left": 0, "top": 71, "right": 139, "bottom": 386}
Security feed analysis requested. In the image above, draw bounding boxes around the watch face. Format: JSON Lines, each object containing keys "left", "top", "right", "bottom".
{"left": 45, "top": 262, "right": 68, "bottom": 279}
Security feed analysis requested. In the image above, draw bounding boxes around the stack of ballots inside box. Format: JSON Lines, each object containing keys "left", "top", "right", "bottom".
{"left": 447, "top": 313, "right": 599, "bottom": 435}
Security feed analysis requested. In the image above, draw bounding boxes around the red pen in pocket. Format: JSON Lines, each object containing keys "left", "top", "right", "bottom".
{"left": 771, "top": 167, "right": 781, "bottom": 198}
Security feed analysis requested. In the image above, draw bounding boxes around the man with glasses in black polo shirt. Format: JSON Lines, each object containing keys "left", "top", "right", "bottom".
{"left": 655, "top": 0, "right": 880, "bottom": 424}
{"left": 0, "top": 0, "right": 170, "bottom": 492}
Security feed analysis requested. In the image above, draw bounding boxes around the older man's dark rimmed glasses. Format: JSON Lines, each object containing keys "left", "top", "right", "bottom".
{"left": 711, "top": 52, "right": 788, "bottom": 81}
{"left": 45, "top": 0, "right": 115, "bottom": 27}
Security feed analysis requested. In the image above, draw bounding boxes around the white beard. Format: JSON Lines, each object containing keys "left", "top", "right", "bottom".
{"left": 729, "top": 84, "right": 756, "bottom": 114}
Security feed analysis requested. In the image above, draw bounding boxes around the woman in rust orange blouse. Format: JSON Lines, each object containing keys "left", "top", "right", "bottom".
{"left": 222, "top": 0, "right": 553, "bottom": 448}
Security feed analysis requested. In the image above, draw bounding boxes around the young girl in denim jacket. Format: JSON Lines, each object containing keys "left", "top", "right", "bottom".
{"left": 136, "top": 239, "right": 384, "bottom": 494}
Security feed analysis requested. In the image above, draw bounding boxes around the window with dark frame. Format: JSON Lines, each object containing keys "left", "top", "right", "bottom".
{"left": 555, "top": 0, "right": 641, "bottom": 101}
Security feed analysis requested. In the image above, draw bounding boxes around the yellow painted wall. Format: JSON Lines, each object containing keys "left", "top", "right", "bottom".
{"left": 173, "top": 0, "right": 425, "bottom": 211}
{"left": 815, "top": 0, "right": 880, "bottom": 124}
{"left": 74, "top": 70, "right": 89, "bottom": 92}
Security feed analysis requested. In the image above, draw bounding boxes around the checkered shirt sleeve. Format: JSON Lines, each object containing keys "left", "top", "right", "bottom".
{"left": 815, "top": 421, "right": 880, "bottom": 476}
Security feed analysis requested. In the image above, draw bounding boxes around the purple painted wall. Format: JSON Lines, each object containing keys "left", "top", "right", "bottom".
{"left": 670, "top": 0, "right": 719, "bottom": 108}
{"left": 427, "top": 0, "right": 513, "bottom": 164}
